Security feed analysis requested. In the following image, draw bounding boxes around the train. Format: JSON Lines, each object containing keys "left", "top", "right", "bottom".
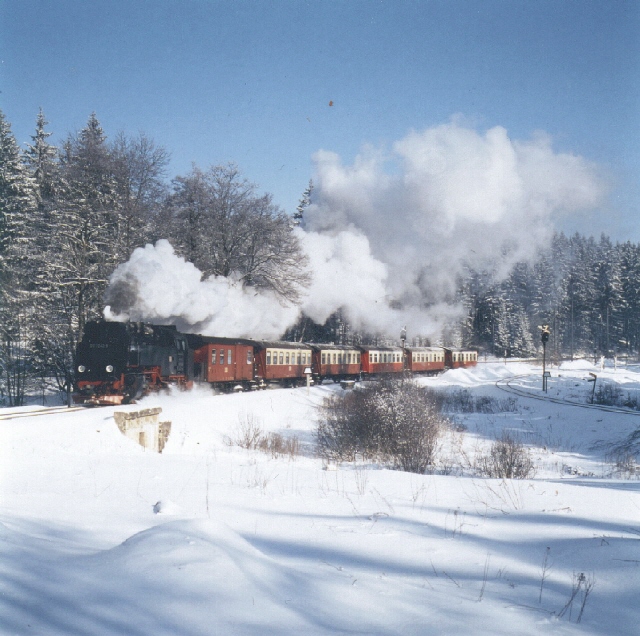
{"left": 73, "top": 320, "right": 478, "bottom": 405}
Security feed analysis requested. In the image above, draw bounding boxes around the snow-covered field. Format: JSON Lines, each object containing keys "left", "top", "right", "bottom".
{"left": 1, "top": 360, "right": 639, "bottom": 635}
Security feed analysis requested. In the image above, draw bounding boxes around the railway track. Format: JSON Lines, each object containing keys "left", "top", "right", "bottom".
{"left": 0, "top": 405, "right": 88, "bottom": 421}
{"left": 495, "top": 374, "right": 640, "bottom": 416}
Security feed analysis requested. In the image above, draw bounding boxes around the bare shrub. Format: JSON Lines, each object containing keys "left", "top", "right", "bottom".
{"left": 593, "top": 382, "right": 623, "bottom": 406}
{"left": 232, "top": 414, "right": 300, "bottom": 458}
{"left": 434, "top": 388, "right": 518, "bottom": 414}
{"left": 475, "top": 432, "right": 536, "bottom": 479}
{"left": 593, "top": 382, "right": 640, "bottom": 411}
{"left": 257, "top": 432, "right": 300, "bottom": 459}
{"left": 317, "top": 378, "right": 445, "bottom": 473}
{"left": 235, "top": 413, "right": 264, "bottom": 449}
{"left": 605, "top": 449, "right": 637, "bottom": 478}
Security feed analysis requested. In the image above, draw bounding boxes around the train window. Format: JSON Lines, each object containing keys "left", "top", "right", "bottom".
{"left": 279, "top": 353, "right": 284, "bottom": 365}
{"left": 286, "top": 353, "right": 290, "bottom": 364}
{"left": 219, "top": 349, "right": 224, "bottom": 364}
{"left": 211, "top": 350, "right": 217, "bottom": 365}
{"left": 332, "top": 353, "right": 336, "bottom": 364}
{"left": 227, "top": 350, "right": 232, "bottom": 364}
{"left": 321, "top": 353, "right": 326, "bottom": 364}
{"left": 247, "top": 350, "right": 252, "bottom": 364}
{"left": 266, "top": 352, "right": 271, "bottom": 365}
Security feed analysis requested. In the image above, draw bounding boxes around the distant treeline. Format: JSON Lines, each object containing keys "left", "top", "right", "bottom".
{"left": 293, "top": 232, "right": 640, "bottom": 362}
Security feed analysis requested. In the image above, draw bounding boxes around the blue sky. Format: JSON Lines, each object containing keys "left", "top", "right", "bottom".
{"left": 1, "top": 0, "right": 638, "bottom": 240}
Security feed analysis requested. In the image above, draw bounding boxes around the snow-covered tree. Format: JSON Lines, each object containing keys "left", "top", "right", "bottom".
{"left": 0, "top": 109, "right": 38, "bottom": 404}
{"left": 165, "top": 163, "right": 310, "bottom": 304}
{"left": 293, "top": 179, "right": 313, "bottom": 226}
{"left": 111, "top": 131, "right": 169, "bottom": 260}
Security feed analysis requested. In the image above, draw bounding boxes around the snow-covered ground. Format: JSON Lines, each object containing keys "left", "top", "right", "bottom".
{"left": 1, "top": 361, "right": 639, "bottom": 635}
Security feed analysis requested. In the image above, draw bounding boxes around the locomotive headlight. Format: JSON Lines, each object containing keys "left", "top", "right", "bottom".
{"left": 77, "top": 365, "right": 86, "bottom": 373}
{"left": 105, "top": 365, "right": 114, "bottom": 373}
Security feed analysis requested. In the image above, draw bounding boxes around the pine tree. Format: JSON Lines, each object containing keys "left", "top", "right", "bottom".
{"left": 0, "top": 109, "right": 38, "bottom": 404}
{"left": 293, "top": 179, "right": 313, "bottom": 226}
{"left": 32, "top": 113, "right": 120, "bottom": 397}
{"left": 52, "top": 113, "right": 119, "bottom": 336}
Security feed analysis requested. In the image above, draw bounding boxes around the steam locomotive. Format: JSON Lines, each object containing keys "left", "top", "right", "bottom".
{"left": 73, "top": 320, "right": 478, "bottom": 405}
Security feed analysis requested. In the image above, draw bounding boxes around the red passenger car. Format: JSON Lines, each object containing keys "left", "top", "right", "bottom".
{"left": 254, "top": 341, "right": 313, "bottom": 387}
{"left": 359, "top": 346, "right": 404, "bottom": 377}
{"left": 443, "top": 348, "right": 478, "bottom": 369}
{"left": 405, "top": 347, "right": 445, "bottom": 375}
{"left": 188, "top": 336, "right": 257, "bottom": 390}
{"left": 309, "top": 344, "right": 361, "bottom": 383}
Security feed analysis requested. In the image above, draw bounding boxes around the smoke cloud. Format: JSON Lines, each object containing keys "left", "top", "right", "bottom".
{"left": 104, "top": 240, "right": 300, "bottom": 339}
{"left": 105, "top": 120, "right": 605, "bottom": 340}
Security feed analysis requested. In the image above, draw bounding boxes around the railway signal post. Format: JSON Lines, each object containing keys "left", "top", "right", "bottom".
{"left": 539, "top": 325, "right": 551, "bottom": 392}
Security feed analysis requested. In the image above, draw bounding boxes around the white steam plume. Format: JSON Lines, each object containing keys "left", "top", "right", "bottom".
{"left": 104, "top": 120, "right": 605, "bottom": 340}
{"left": 104, "top": 240, "right": 300, "bottom": 339}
